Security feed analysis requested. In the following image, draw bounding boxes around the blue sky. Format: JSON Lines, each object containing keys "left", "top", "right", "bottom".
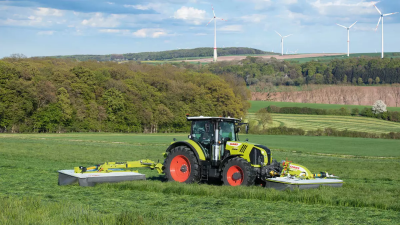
{"left": 0, "top": 0, "right": 399, "bottom": 57}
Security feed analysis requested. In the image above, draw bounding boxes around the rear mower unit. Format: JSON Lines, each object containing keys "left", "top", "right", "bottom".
{"left": 59, "top": 116, "right": 343, "bottom": 190}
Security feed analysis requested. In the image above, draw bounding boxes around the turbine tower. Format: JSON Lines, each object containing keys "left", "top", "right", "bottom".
{"left": 374, "top": 4, "right": 398, "bottom": 58}
{"left": 336, "top": 21, "right": 357, "bottom": 57}
{"left": 275, "top": 31, "right": 292, "bottom": 56}
{"left": 207, "top": 6, "right": 225, "bottom": 62}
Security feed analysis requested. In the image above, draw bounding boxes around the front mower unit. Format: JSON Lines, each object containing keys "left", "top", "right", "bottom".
{"left": 265, "top": 177, "right": 343, "bottom": 190}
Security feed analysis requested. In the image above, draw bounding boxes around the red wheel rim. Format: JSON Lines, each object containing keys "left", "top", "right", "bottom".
{"left": 170, "top": 155, "right": 191, "bottom": 182}
{"left": 226, "top": 165, "right": 244, "bottom": 186}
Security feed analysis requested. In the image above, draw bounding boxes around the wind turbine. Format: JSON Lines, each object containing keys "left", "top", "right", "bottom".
{"left": 275, "top": 31, "right": 292, "bottom": 56}
{"left": 206, "top": 6, "right": 226, "bottom": 62}
{"left": 336, "top": 21, "right": 357, "bottom": 57}
{"left": 374, "top": 4, "right": 398, "bottom": 58}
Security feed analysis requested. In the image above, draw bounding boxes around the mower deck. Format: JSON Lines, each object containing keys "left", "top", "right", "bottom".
{"left": 58, "top": 170, "right": 146, "bottom": 187}
{"left": 265, "top": 177, "right": 343, "bottom": 190}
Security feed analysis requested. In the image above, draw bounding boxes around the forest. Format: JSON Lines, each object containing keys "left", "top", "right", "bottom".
{"left": 198, "top": 56, "right": 400, "bottom": 86}
{"left": 50, "top": 47, "right": 270, "bottom": 62}
{"left": 0, "top": 57, "right": 250, "bottom": 133}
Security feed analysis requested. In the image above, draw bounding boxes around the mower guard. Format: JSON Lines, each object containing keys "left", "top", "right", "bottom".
{"left": 265, "top": 177, "right": 343, "bottom": 190}
{"left": 58, "top": 170, "right": 146, "bottom": 187}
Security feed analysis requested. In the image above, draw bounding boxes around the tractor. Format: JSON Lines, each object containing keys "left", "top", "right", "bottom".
{"left": 59, "top": 116, "right": 343, "bottom": 190}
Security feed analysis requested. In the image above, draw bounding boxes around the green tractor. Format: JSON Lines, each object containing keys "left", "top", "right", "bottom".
{"left": 59, "top": 116, "right": 343, "bottom": 190}
{"left": 164, "top": 116, "right": 271, "bottom": 186}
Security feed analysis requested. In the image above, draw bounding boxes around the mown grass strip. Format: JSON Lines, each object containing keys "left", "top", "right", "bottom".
{"left": 101, "top": 180, "right": 400, "bottom": 212}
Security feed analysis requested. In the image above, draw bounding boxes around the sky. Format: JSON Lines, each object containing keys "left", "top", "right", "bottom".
{"left": 0, "top": 0, "right": 399, "bottom": 58}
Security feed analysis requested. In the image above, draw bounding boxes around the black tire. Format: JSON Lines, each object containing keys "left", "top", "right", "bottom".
{"left": 222, "top": 157, "right": 256, "bottom": 186}
{"left": 164, "top": 146, "right": 200, "bottom": 183}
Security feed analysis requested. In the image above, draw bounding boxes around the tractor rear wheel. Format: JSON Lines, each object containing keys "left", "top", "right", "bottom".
{"left": 222, "top": 158, "right": 255, "bottom": 186}
{"left": 164, "top": 146, "right": 200, "bottom": 183}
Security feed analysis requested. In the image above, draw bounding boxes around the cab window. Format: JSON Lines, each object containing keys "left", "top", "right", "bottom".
{"left": 219, "top": 122, "right": 236, "bottom": 142}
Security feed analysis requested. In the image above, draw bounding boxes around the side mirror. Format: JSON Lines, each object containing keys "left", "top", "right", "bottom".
{"left": 235, "top": 127, "right": 241, "bottom": 133}
{"left": 246, "top": 125, "right": 249, "bottom": 134}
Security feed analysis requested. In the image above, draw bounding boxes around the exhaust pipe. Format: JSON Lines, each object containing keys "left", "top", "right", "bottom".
{"left": 211, "top": 121, "right": 220, "bottom": 166}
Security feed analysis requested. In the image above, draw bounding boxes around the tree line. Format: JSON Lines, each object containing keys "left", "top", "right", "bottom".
{"left": 0, "top": 57, "right": 250, "bottom": 133}
{"left": 200, "top": 56, "right": 400, "bottom": 86}
{"left": 49, "top": 48, "right": 270, "bottom": 62}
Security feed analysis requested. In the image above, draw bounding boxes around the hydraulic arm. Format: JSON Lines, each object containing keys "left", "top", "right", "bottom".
{"left": 74, "top": 159, "right": 164, "bottom": 174}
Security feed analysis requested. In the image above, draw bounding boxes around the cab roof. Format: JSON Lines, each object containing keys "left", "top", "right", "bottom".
{"left": 186, "top": 116, "right": 241, "bottom": 122}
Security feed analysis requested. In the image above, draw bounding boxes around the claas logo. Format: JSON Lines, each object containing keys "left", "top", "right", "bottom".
{"left": 290, "top": 165, "right": 300, "bottom": 170}
{"left": 229, "top": 142, "right": 239, "bottom": 146}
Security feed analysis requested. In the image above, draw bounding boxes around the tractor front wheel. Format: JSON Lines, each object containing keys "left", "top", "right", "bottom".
{"left": 222, "top": 158, "right": 255, "bottom": 186}
{"left": 164, "top": 146, "right": 200, "bottom": 183}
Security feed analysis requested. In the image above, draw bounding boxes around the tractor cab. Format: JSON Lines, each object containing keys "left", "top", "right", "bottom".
{"left": 187, "top": 116, "right": 247, "bottom": 164}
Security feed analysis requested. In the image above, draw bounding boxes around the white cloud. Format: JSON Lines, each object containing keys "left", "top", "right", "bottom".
{"left": 99, "top": 29, "right": 130, "bottom": 34}
{"left": 107, "top": 2, "right": 115, "bottom": 5}
{"left": 195, "top": 33, "right": 207, "bottom": 36}
{"left": 311, "top": 0, "right": 379, "bottom": 16}
{"left": 35, "top": 7, "right": 63, "bottom": 17}
{"left": 241, "top": 14, "right": 267, "bottom": 23}
{"left": 124, "top": 3, "right": 164, "bottom": 12}
{"left": 220, "top": 25, "right": 243, "bottom": 32}
{"left": 173, "top": 6, "right": 206, "bottom": 25}
{"left": 81, "top": 13, "right": 124, "bottom": 27}
{"left": 133, "top": 28, "right": 168, "bottom": 38}
{"left": 37, "top": 30, "right": 55, "bottom": 35}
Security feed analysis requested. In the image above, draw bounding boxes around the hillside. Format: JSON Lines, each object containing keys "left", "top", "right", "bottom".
{"left": 47, "top": 47, "right": 273, "bottom": 62}
{"left": 0, "top": 58, "right": 250, "bottom": 133}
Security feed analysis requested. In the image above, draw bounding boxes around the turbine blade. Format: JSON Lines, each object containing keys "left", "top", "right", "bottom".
{"left": 283, "top": 34, "right": 293, "bottom": 38}
{"left": 374, "top": 4, "right": 382, "bottom": 15}
{"left": 349, "top": 21, "right": 357, "bottom": 28}
{"left": 206, "top": 18, "right": 214, "bottom": 26}
{"left": 384, "top": 12, "right": 399, "bottom": 16}
{"left": 275, "top": 31, "right": 282, "bottom": 37}
{"left": 336, "top": 23, "right": 348, "bottom": 29}
{"left": 375, "top": 16, "right": 382, "bottom": 31}
{"left": 212, "top": 5, "right": 215, "bottom": 17}
{"left": 216, "top": 17, "right": 226, "bottom": 21}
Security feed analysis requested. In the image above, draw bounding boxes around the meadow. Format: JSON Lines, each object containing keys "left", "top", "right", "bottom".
{"left": 1, "top": 133, "right": 400, "bottom": 224}
{"left": 248, "top": 101, "right": 400, "bottom": 113}
{"left": 247, "top": 113, "right": 400, "bottom": 134}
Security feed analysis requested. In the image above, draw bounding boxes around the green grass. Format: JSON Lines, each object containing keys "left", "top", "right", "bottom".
{"left": 247, "top": 113, "right": 400, "bottom": 134}
{"left": 1, "top": 133, "right": 400, "bottom": 224}
{"left": 249, "top": 101, "right": 400, "bottom": 113}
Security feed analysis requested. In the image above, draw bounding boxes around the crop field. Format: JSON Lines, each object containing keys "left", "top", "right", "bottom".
{"left": 249, "top": 101, "right": 400, "bottom": 113}
{"left": 247, "top": 113, "right": 400, "bottom": 134}
{"left": 1, "top": 133, "right": 400, "bottom": 224}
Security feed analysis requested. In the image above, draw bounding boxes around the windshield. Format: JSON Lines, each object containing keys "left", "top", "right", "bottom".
{"left": 219, "top": 121, "right": 236, "bottom": 142}
{"left": 191, "top": 120, "right": 214, "bottom": 143}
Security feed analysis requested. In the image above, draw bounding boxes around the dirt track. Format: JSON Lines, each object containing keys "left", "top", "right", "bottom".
{"left": 184, "top": 53, "right": 345, "bottom": 62}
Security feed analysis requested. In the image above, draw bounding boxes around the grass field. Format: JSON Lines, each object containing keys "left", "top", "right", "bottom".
{"left": 1, "top": 133, "right": 400, "bottom": 224}
{"left": 247, "top": 113, "right": 400, "bottom": 134}
{"left": 249, "top": 101, "right": 400, "bottom": 113}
